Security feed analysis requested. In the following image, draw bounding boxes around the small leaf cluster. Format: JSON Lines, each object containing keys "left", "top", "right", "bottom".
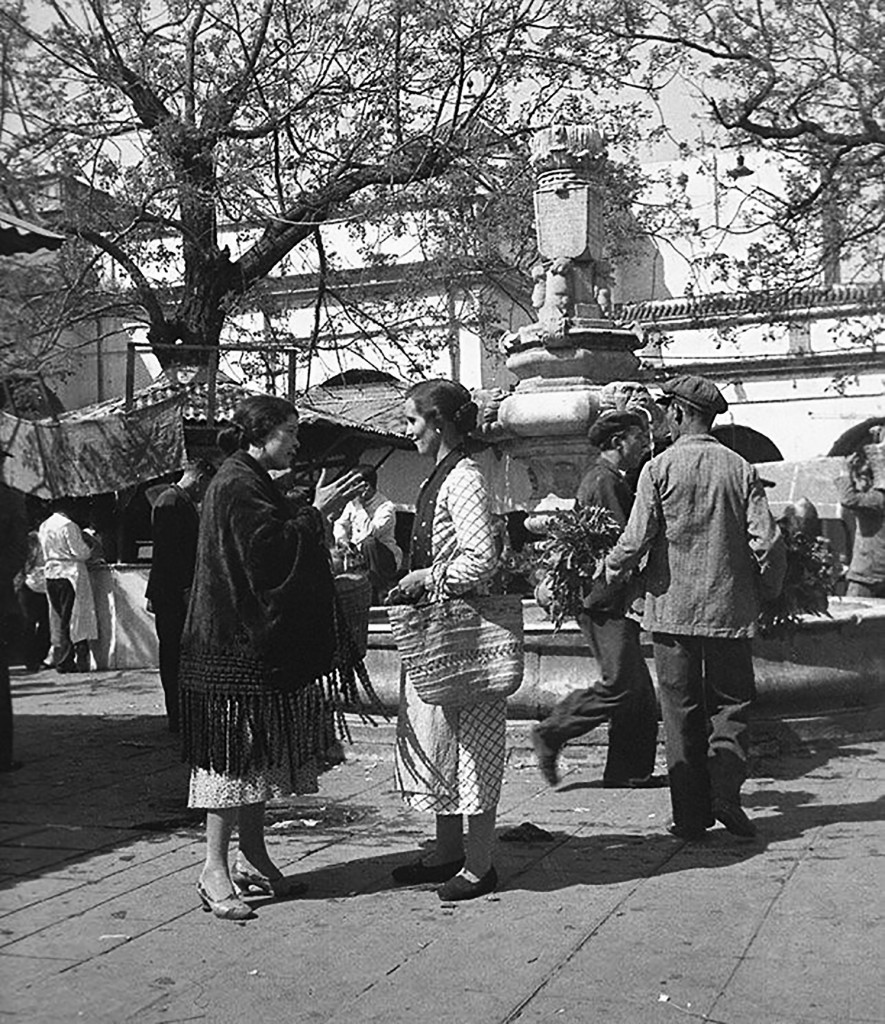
{"left": 757, "top": 530, "right": 837, "bottom": 636}
{"left": 539, "top": 504, "right": 622, "bottom": 630}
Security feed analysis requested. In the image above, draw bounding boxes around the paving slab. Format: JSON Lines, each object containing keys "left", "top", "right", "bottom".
{"left": 2, "top": 666, "right": 883, "bottom": 1023}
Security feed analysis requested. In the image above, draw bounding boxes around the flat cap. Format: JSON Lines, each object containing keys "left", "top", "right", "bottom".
{"left": 656, "top": 374, "right": 728, "bottom": 416}
{"left": 587, "top": 409, "right": 647, "bottom": 448}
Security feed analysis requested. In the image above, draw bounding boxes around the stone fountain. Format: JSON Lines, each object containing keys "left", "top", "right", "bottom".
{"left": 487, "top": 124, "right": 664, "bottom": 517}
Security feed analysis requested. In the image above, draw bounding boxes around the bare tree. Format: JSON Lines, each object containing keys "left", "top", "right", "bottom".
{"left": 0, "top": 0, "right": 648, "bottom": 378}
{"left": 591, "top": 0, "right": 885, "bottom": 287}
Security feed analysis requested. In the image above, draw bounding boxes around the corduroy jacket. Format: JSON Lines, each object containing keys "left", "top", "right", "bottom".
{"left": 605, "top": 434, "right": 786, "bottom": 638}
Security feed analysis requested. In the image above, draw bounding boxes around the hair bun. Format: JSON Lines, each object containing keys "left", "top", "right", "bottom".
{"left": 452, "top": 399, "right": 478, "bottom": 435}
{"left": 216, "top": 421, "right": 245, "bottom": 454}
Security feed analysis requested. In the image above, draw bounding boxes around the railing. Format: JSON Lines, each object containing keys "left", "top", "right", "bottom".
{"left": 124, "top": 341, "right": 306, "bottom": 426}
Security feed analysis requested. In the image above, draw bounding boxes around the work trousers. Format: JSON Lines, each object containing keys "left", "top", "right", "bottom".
{"left": 360, "top": 537, "right": 399, "bottom": 603}
{"left": 46, "top": 579, "right": 88, "bottom": 671}
{"left": 17, "top": 586, "right": 49, "bottom": 670}
{"left": 537, "top": 613, "right": 658, "bottom": 782}
{"left": 652, "top": 633, "right": 755, "bottom": 832}
{"left": 153, "top": 595, "right": 187, "bottom": 730}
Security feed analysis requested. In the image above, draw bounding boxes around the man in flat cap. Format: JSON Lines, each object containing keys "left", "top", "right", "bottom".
{"left": 531, "top": 409, "right": 662, "bottom": 788}
{"left": 604, "top": 375, "right": 785, "bottom": 839}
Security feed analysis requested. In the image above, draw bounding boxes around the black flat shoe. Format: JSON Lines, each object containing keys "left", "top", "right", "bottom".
{"left": 530, "top": 725, "right": 560, "bottom": 787}
{"left": 602, "top": 775, "right": 669, "bottom": 789}
{"left": 713, "top": 799, "right": 757, "bottom": 838}
{"left": 391, "top": 858, "right": 465, "bottom": 885}
{"left": 437, "top": 866, "right": 498, "bottom": 902}
{"left": 667, "top": 823, "right": 709, "bottom": 841}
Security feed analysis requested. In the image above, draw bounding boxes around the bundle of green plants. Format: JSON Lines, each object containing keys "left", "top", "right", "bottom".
{"left": 757, "top": 530, "right": 837, "bottom": 636}
{"left": 539, "top": 504, "right": 622, "bottom": 631}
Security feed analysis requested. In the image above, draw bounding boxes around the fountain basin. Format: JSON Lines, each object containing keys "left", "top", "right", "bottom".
{"left": 363, "top": 597, "right": 885, "bottom": 746}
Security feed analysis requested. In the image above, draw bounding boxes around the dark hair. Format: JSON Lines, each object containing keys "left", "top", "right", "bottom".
{"left": 587, "top": 410, "right": 647, "bottom": 450}
{"left": 354, "top": 464, "right": 378, "bottom": 488}
{"left": 217, "top": 395, "right": 297, "bottom": 455}
{"left": 406, "top": 379, "right": 478, "bottom": 437}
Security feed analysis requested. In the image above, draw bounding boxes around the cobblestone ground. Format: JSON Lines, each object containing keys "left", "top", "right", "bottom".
{"left": 1, "top": 666, "right": 883, "bottom": 1024}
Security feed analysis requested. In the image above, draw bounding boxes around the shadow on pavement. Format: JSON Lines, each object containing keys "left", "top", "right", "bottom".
{"left": 0, "top": 709, "right": 198, "bottom": 891}
{"left": 743, "top": 787, "right": 885, "bottom": 840}
{"left": 245, "top": 827, "right": 769, "bottom": 903}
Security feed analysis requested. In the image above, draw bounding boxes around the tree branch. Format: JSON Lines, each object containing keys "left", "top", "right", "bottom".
{"left": 57, "top": 223, "right": 168, "bottom": 333}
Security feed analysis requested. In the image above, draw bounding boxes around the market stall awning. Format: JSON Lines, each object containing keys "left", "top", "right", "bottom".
{"left": 0, "top": 210, "right": 66, "bottom": 255}
{"left": 0, "top": 395, "right": 187, "bottom": 498}
{"left": 83, "top": 368, "right": 412, "bottom": 446}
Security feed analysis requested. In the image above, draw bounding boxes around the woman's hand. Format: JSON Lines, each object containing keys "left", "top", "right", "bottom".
{"left": 397, "top": 568, "right": 431, "bottom": 600}
{"left": 312, "top": 468, "right": 366, "bottom": 519}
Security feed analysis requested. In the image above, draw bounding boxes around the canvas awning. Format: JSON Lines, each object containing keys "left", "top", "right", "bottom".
{"left": 0, "top": 395, "right": 188, "bottom": 498}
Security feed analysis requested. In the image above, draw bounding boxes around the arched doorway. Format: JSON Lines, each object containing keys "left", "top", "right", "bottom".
{"left": 712, "top": 423, "right": 783, "bottom": 463}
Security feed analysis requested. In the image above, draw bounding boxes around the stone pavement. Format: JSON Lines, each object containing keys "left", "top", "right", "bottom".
{"left": 1, "top": 666, "right": 883, "bottom": 1024}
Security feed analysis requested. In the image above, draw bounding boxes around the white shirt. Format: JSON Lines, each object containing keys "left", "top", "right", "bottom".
{"left": 333, "top": 491, "right": 403, "bottom": 569}
{"left": 38, "top": 512, "right": 97, "bottom": 642}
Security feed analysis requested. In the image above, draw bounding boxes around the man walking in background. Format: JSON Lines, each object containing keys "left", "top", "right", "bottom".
{"left": 146, "top": 460, "right": 215, "bottom": 732}
{"left": 531, "top": 410, "right": 662, "bottom": 789}
{"left": 605, "top": 376, "right": 785, "bottom": 840}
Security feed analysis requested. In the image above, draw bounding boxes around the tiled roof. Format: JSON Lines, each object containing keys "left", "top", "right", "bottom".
{"left": 620, "top": 281, "right": 885, "bottom": 327}
{"left": 300, "top": 379, "right": 411, "bottom": 436}
{"left": 58, "top": 370, "right": 410, "bottom": 443}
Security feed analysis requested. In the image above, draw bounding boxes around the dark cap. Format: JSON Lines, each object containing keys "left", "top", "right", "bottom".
{"left": 656, "top": 375, "right": 728, "bottom": 416}
{"left": 587, "top": 410, "right": 647, "bottom": 448}
{"left": 0, "top": 447, "right": 11, "bottom": 458}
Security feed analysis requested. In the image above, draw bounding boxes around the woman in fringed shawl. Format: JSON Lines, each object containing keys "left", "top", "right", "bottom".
{"left": 390, "top": 380, "right": 503, "bottom": 902}
{"left": 180, "top": 395, "right": 364, "bottom": 920}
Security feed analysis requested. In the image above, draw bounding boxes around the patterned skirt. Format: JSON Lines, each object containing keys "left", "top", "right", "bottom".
{"left": 394, "top": 672, "right": 506, "bottom": 816}
{"left": 187, "top": 680, "right": 334, "bottom": 810}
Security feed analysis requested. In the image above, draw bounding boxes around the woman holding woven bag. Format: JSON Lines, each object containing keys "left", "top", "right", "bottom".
{"left": 390, "top": 379, "right": 503, "bottom": 902}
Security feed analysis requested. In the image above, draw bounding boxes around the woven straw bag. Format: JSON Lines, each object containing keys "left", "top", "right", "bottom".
{"left": 334, "top": 572, "right": 372, "bottom": 658}
{"left": 388, "top": 594, "right": 525, "bottom": 706}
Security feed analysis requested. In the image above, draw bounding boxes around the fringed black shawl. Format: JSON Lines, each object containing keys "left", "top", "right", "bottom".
{"left": 179, "top": 451, "right": 365, "bottom": 774}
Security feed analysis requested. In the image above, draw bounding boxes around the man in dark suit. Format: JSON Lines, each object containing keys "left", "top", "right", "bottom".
{"left": 146, "top": 460, "right": 214, "bottom": 732}
{"left": 531, "top": 410, "right": 663, "bottom": 789}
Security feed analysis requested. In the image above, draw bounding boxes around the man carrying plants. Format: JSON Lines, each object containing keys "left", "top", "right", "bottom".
{"left": 531, "top": 409, "right": 663, "bottom": 789}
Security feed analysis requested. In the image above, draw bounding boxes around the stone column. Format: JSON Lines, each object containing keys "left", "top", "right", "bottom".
{"left": 492, "top": 124, "right": 652, "bottom": 513}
